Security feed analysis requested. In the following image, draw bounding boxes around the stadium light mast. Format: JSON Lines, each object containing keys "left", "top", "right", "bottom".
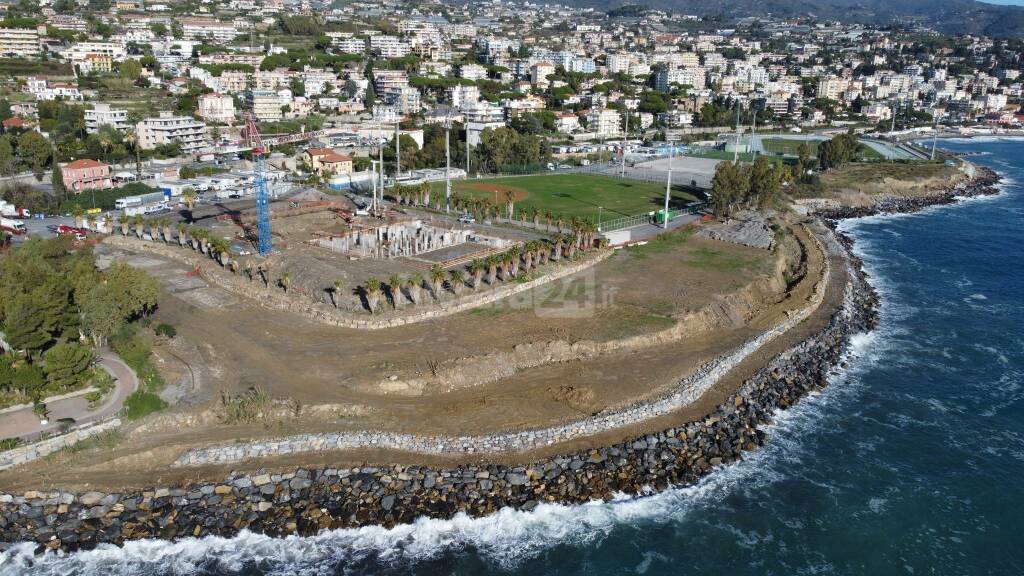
{"left": 663, "top": 140, "right": 674, "bottom": 229}
{"left": 445, "top": 112, "right": 452, "bottom": 214}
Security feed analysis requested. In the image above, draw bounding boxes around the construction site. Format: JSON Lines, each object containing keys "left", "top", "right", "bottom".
{"left": 0, "top": 116, "right": 849, "bottom": 492}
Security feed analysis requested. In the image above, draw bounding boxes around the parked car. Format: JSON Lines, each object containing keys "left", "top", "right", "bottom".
{"left": 458, "top": 214, "right": 476, "bottom": 224}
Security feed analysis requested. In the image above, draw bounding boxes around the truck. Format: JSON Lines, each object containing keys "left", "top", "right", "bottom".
{"left": 1, "top": 217, "right": 27, "bottom": 235}
{"left": 115, "top": 191, "right": 169, "bottom": 210}
{"left": 123, "top": 202, "right": 169, "bottom": 217}
{"left": 0, "top": 200, "right": 31, "bottom": 218}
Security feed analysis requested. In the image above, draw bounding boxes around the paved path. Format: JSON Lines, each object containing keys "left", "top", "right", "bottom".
{"left": 0, "top": 351, "right": 138, "bottom": 441}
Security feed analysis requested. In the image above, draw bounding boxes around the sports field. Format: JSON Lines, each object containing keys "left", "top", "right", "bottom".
{"left": 432, "top": 173, "right": 701, "bottom": 221}
{"left": 760, "top": 137, "right": 884, "bottom": 160}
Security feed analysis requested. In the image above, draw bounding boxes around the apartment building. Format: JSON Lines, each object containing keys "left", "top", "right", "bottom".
{"left": 0, "top": 26, "right": 41, "bottom": 58}
{"left": 85, "top": 103, "right": 130, "bottom": 133}
{"left": 250, "top": 90, "right": 284, "bottom": 121}
{"left": 180, "top": 18, "right": 239, "bottom": 42}
{"left": 586, "top": 108, "right": 622, "bottom": 138}
{"left": 136, "top": 112, "right": 208, "bottom": 152}
{"left": 197, "top": 93, "right": 236, "bottom": 124}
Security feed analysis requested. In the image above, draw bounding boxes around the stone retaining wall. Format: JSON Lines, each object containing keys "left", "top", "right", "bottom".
{"left": 102, "top": 235, "right": 610, "bottom": 330}
{"left": 0, "top": 420, "right": 121, "bottom": 472}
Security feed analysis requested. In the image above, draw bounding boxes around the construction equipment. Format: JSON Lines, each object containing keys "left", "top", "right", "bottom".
{"left": 243, "top": 112, "right": 273, "bottom": 256}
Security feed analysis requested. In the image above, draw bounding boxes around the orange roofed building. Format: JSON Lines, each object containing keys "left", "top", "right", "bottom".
{"left": 303, "top": 147, "right": 353, "bottom": 175}
{"left": 61, "top": 159, "right": 112, "bottom": 193}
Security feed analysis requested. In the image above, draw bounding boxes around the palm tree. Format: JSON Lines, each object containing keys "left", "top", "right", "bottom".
{"left": 484, "top": 255, "right": 499, "bottom": 285}
{"left": 72, "top": 206, "right": 85, "bottom": 228}
{"left": 406, "top": 273, "right": 423, "bottom": 306}
{"left": 118, "top": 213, "right": 129, "bottom": 236}
{"left": 468, "top": 259, "right": 485, "bottom": 290}
{"left": 102, "top": 214, "right": 112, "bottom": 235}
{"left": 387, "top": 273, "right": 404, "bottom": 308}
{"left": 279, "top": 272, "right": 291, "bottom": 293}
{"left": 521, "top": 241, "right": 535, "bottom": 272}
{"left": 131, "top": 215, "right": 144, "bottom": 239}
{"left": 504, "top": 190, "right": 515, "bottom": 220}
{"left": 418, "top": 181, "right": 431, "bottom": 207}
{"left": 329, "top": 280, "right": 342, "bottom": 308}
{"left": 363, "top": 277, "right": 381, "bottom": 313}
{"left": 566, "top": 234, "right": 578, "bottom": 259}
{"left": 245, "top": 259, "right": 255, "bottom": 282}
{"left": 162, "top": 219, "right": 173, "bottom": 244}
{"left": 448, "top": 269, "right": 466, "bottom": 296}
{"left": 176, "top": 223, "right": 187, "bottom": 246}
{"left": 507, "top": 245, "right": 521, "bottom": 277}
{"left": 182, "top": 187, "right": 197, "bottom": 223}
{"left": 551, "top": 234, "right": 564, "bottom": 261}
{"left": 556, "top": 214, "right": 565, "bottom": 233}
{"left": 429, "top": 264, "right": 446, "bottom": 300}
{"left": 544, "top": 210, "right": 554, "bottom": 230}
{"left": 86, "top": 214, "right": 97, "bottom": 232}
{"left": 530, "top": 207, "right": 540, "bottom": 228}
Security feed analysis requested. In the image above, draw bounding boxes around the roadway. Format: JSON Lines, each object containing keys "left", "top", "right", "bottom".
{"left": 0, "top": 351, "right": 139, "bottom": 442}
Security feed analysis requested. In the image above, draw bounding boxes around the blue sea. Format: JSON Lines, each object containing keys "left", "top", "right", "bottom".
{"left": 3, "top": 139, "right": 1023, "bottom": 575}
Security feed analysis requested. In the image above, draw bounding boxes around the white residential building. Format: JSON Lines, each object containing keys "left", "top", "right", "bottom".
{"left": 180, "top": 18, "right": 239, "bottom": 42}
{"left": 587, "top": 108, "right": 622, "bottom": 138}
{"left": 136, "top": 112, "right": 208, "bottom": 152}
{"left": 251, "top": 90, "right": 284, "bottom": 121}
{"left": 0, "top": 27, "right": 41, "bottom": 57}
{"left": 85, "top": 103, "right": 130, "bottom": 133}
{"left": 197, "top": 93, "right": 236, "bottom": 124}
{"left": 369, "top": 35, "right": 411, "bottom": 57}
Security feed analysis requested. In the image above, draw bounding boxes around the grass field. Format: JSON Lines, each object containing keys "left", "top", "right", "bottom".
{"left": 432, "top": 173, "right": 701, "bottom": 221}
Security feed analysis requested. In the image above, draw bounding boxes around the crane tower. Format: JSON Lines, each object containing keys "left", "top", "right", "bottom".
{"left": 243, "top": 112, "right": 273, "bottom": 256}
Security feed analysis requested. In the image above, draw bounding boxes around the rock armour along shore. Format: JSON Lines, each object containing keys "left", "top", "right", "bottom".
{"left": 0, "top": 168, "right": 1000, "bottom": 553}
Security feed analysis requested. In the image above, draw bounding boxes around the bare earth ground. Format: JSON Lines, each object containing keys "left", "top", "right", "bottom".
{"left": 0, "top": 220, "right": 834, "bottom": 492}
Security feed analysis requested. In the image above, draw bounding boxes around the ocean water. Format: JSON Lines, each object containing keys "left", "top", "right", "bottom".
{"left": 3, "top": 139, "right": 1023, "bottom": 575}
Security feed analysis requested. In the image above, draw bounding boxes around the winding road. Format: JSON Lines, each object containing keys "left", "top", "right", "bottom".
{"left": 0, "top": 351, "right": 138, "bottom": 442}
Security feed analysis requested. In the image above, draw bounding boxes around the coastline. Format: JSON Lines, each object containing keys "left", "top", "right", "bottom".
{"left": 0, "top": 167, "right": 1002, "bottom": 554}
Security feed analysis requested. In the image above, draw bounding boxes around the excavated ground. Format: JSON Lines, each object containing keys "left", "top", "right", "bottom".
{"left": 0, "top": 219, "right": 834, "bottom": 492}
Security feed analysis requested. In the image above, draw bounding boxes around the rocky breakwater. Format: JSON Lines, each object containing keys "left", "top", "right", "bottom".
{"left": 817, "top": 165, "right": 1001, "bottom": 219}
{"left": 0, "top": 232, "right": 879, "bottom": 552}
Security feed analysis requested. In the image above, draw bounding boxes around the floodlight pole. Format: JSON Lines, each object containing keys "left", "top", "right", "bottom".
{"left": 663, "top": 141, "right": 673, "bottom": 229}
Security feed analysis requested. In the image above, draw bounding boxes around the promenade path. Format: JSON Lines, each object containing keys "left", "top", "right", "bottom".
{"left": 0, "top": 352, "right": 138, "bottom": 441}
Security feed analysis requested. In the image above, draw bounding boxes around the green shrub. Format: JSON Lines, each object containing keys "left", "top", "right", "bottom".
{"left": 121, "top": 390, "right": 166, "bottom": 421}
{"left": 154, "top": 323, "right": 177, "bottom": 339}
{"left": 85, "top": 390, "right": 103, "bottom": 409}
{"left": 0, "top": 438, "right": 18, "bottom": 452}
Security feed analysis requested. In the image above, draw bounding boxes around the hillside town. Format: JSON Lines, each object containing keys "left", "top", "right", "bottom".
{"left": 0, "top": 0, "right": 1019, "bottom": 221}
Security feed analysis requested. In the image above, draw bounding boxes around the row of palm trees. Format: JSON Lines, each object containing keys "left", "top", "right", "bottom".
{"left": 110, "top": 213, "right": 238, "bottom": 269}
{"left": 355, "top": 231, "right": 600, "bottom": 314}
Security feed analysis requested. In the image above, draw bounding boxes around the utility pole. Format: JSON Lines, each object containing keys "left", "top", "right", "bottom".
{"left": 465, "top": 122, "right": 470, "bottom": 178}
{"left": 663, "top": 140, "right": 673, "bottom": 229}
{"left": 620, "top": 109, "right": 629, "bottom": 178}
{"left": 371, "top": 159, "right": 378, "bottom": 213}
{"left": 445, "top": 114, "right": 452, "bottom": 214}
{"left": 378, "top": 139, "right": 384, "bottom": 214}
{"left": 751, "top": 110, "right": 758, "bottom": 157}
{"left": 733, "top": 104, "right": 741, "bottom": 163}
{"left": 395, "top": 120, "right": 401, "bottom": 186}
{"left": 930, "top": 115, "right": 939, "bottom": 161}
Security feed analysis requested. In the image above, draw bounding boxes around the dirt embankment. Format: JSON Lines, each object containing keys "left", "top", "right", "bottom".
{"left": 368, "top": 223, "right": 807, "bottom": 397}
